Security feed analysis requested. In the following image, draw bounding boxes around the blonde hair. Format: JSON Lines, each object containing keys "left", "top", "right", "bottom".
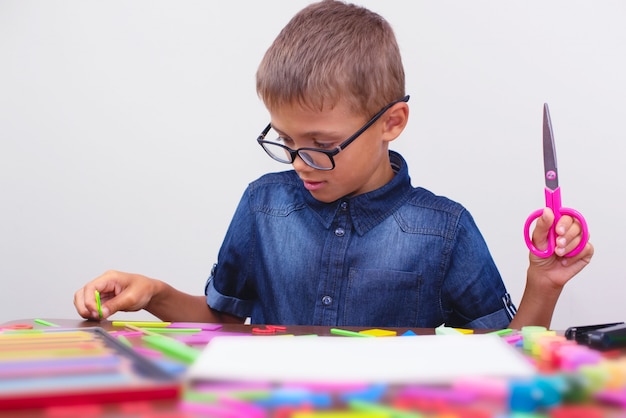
{"left": 256, "top": 0, "right": 405, "bottom": 118}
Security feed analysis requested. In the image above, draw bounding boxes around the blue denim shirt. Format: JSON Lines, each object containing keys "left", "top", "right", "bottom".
{"left": 206, "top": 151, "right": 516, "bottom": 328}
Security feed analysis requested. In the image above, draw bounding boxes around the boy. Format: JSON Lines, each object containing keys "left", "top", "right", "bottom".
{"left": 74, "top": 0, "right": 593, "bottom": 329}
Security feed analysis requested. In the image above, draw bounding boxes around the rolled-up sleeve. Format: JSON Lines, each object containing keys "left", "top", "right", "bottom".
{"left": 205, "top": 273, "right": 255, "bottom": 318}
{"left": 203, "top": 187, "right": 258, "bottom": 318}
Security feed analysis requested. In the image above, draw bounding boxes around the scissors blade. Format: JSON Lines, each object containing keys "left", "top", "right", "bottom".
{"left": 543, "top": 103, "right": 558, "bottom": 190}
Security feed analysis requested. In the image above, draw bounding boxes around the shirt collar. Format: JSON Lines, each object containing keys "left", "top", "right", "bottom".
{"left": 303, "top": 151, "right": 413, "bottom": 235}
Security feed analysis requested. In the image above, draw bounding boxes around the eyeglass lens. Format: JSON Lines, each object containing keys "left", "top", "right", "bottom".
{"left": 261, "top": 134, "right": 334, "bottom": 169}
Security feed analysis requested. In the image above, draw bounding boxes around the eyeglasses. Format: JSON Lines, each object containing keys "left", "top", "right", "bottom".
{"left": 256, "top": 95, "right": 410, "bottom": 170}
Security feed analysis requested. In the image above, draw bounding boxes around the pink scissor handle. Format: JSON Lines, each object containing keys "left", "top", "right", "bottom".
{"left": 524, "top": 187, "right": 589, "bottom": 258}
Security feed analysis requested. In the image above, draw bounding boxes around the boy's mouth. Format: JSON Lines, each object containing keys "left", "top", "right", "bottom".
{"left": 302, "top": 179, "right": 324, "bottom": 191}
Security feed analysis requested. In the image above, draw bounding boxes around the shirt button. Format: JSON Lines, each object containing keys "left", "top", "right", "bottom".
{"left": 340, "top": 201, "right": 348, "bottom": 210}
{"left": 321, "top": 295, "right": 333, "bottom": 305}
{"left": 334, "top": 227, "right": 345, "bottom": 237}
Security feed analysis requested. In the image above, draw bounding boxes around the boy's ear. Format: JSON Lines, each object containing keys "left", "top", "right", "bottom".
{"left": 381, "top": 102, "right": 409, "bottom": 143}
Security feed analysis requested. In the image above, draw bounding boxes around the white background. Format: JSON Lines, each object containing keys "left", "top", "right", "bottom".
{"left": 1, "top": 1, "right": 624, "bottom": 330}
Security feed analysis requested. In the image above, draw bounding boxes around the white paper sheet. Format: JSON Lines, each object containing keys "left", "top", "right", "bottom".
{"left": 185, "top": 334, "right": 535, "bottom": 384}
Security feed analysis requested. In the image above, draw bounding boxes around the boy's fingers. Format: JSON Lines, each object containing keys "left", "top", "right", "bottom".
{"left": 554, "top": 215, "right": 588, "bottom": 256}
{"left": 555, "top": 215, "right": 577, "bottom": 238}
{"left": 73, "top": 286, "right": 100, "bottom": 320}
{"left": 98, "top": 304, "right": 112, "bottom": 319}
{"left": 97, "top": 292, "right": 126, "bottom": 319}
{"left": 73, "top": 288, "right": 89, "bottom": 319}
{"left": 531, "top": 208, "right": 554, "bottom": 250}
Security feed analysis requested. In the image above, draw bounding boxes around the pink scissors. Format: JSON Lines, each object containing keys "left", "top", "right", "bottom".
{"left": 523, "top": 103, "right": 589, "bottom": 258}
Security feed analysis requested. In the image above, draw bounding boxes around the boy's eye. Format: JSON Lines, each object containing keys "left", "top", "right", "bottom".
{"left": 312, "top": 141, "right": 333, "bottom": 150}
{"left": 276, "top": 136, "right": 295, "bottom": 147}
{"left": 275, "top": 135, "right": 333, "bottom": 150}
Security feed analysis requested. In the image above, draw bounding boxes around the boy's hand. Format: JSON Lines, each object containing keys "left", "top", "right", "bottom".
{"left": 528, "top": 207, "right": 594, "bottom": 288}
{"left": 73, "top": 270, "right": 158, "bottom": 320}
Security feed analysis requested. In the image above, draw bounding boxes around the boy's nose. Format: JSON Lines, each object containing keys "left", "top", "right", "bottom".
{"left": 291, "top": 153, "right": 315, "bottom": 172}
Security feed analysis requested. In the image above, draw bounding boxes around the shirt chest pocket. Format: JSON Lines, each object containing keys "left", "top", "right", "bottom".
{"left": 342, "top": 268, "right": 421, "bottom": 327}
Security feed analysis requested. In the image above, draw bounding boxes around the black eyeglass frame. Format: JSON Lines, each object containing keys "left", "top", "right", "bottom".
{"left": 256, "top": 95, "right": 410, "bottom": 171}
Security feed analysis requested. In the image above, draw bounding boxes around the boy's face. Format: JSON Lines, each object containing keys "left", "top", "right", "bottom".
{"left": 268, "top": 100, "right": 396, "bottom": 203}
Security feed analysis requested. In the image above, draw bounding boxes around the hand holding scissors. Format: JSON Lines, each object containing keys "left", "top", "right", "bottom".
{"left": 524, "top": 104, "right": 589, "bottom": 258}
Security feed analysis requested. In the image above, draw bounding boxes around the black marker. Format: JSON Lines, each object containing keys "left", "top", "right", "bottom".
{"left": 564, "top": 322, "right": 624, "bottom": 343}
{"left": 585, "top": 323, "right": 626, "bottom": 350}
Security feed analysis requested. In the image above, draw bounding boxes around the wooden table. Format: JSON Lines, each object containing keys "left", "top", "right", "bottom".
{"left": 0, "top": 318, "right": 439, "bottom": 417}
{"left": 1, "top": 318, "right": 624, "bottom": 417}
{"left": 2, "top": 317, "right": 437, "bottom": 335}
